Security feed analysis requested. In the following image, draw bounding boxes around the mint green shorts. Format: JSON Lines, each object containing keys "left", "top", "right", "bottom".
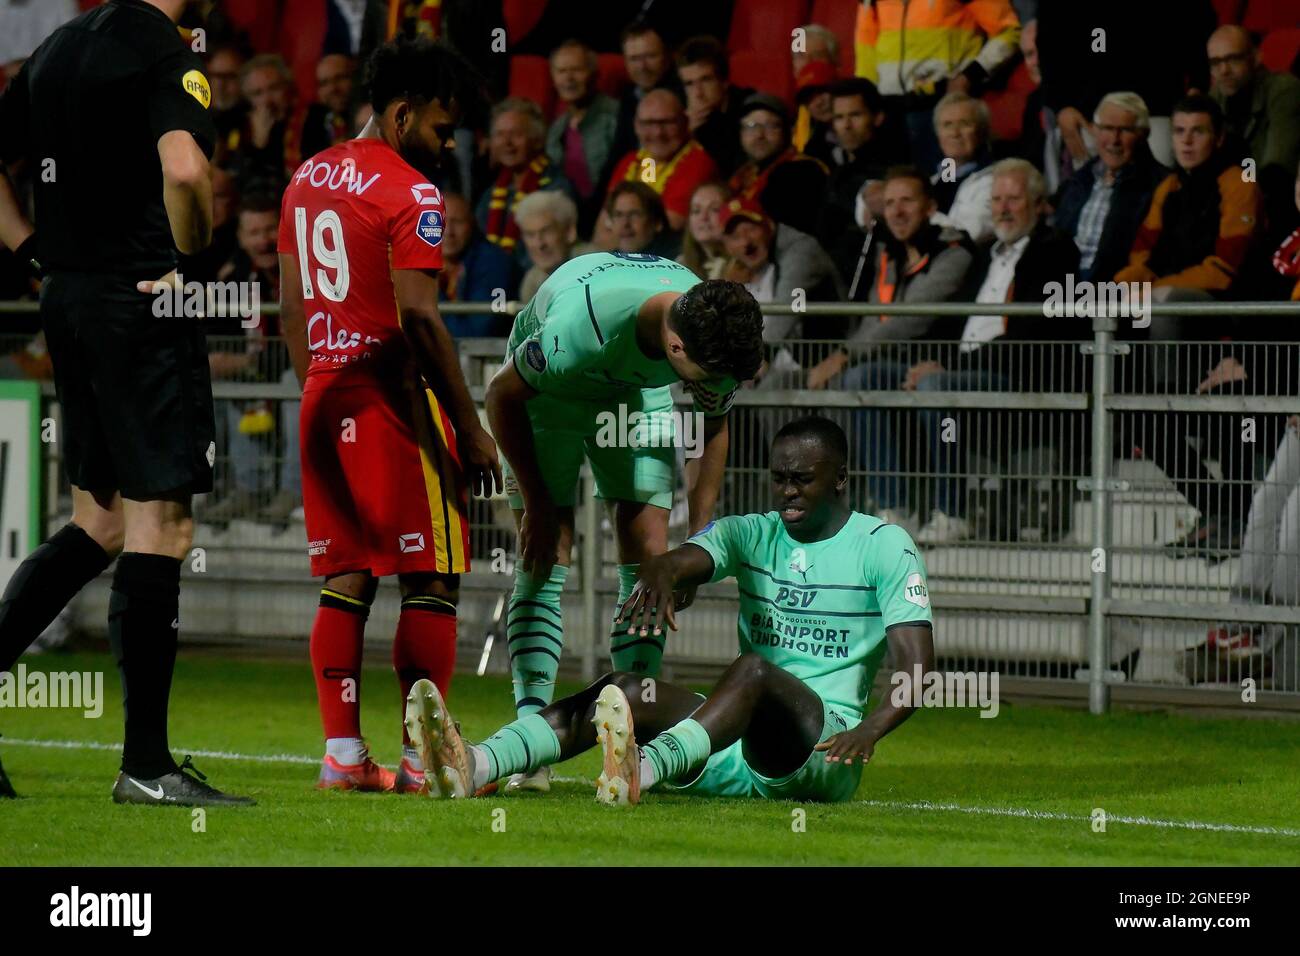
{"left": 665, "top": 697, "right": 863, "bottom": 803}
{"left": 502, "top": 386, "right": 677, "bottom": 511}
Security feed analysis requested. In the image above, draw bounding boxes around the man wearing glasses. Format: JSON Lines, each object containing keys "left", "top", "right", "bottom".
{"left": 1207, "top": 24, "right": 1300, "bottom": 236}
{"left": 727, "top": 93, "right": 828, "bottom": 237}
{"left": 1051, "top": 91, "right": 1168, "bottom": 285}
{"left": 606, "top": 89, "right": 718, "bottom": 233}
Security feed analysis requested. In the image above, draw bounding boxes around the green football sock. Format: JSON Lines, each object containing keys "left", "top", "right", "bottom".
{"left": 473, "top": 713, "right": 562, "bottom": 786}
{"left": 508, "top": 565, "right": 568, "bottom": 715}
{"left": 609, "top": 563, "right": 665, "bottom": 676}
{"left": 640, "top": 717, "right": 712, "bottom": 787}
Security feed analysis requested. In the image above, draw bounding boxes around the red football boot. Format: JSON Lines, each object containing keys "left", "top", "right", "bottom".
{"left": 316, "top": 753, "right": 396, "bottom": 792}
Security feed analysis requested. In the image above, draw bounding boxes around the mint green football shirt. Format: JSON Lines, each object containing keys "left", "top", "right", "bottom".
{"left": 687, "top": 511, "right": 933, "bottom": 722}
{"left": 506, "top": 252, "right": 739, "bottom": 417}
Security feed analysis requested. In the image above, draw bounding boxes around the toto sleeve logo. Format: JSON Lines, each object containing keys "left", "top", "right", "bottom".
{"left": 904, "top": 572, "right": 929, "bottom": 608}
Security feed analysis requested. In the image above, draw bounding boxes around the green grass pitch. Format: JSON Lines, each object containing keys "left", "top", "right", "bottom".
{"left": 1, "top": 651, "right": 1297, "bottom": 866}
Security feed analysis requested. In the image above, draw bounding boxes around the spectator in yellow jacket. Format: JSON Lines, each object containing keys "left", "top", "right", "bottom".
{"left": 854, "top": 0, "right": 1020, "bottom": 172}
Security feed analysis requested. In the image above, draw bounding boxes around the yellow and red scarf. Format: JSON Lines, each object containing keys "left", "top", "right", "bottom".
{"left": 485, "top": 155, "right": 553, "bottom": 251}
{"left": 623, "top": 142, "right": 695, "bottom": 193}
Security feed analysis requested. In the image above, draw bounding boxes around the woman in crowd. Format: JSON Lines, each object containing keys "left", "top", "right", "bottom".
{"left": 677, "top": 181, "right": 730, "bottom": 279}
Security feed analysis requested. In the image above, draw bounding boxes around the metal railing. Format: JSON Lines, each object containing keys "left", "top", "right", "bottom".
{"left": 3, "top": 296, "right": 1298, "bottom": 710}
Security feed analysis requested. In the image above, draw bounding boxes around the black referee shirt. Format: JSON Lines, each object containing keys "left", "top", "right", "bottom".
{"left": 0, "top": 0, "right": 216, "bottom": 279}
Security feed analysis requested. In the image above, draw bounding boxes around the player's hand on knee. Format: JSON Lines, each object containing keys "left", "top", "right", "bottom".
{"left": 814, "top": 728, "right": 876, "bottom": 766}
{"left": 618, "top": 558, "right": 678, "bottom": 636}
{"left": 463, "top": 426, "right": 503, "bottom": 498}
{"left": 619, "top": 581, "right": 676, "bottom": 636}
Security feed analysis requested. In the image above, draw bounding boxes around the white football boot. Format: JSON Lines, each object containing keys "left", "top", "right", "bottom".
{"left": 593, "top": 684, "right": 640, "bottom": 806}
{"left": 505, "top": 766, "right": 551, "bottom": 793}
{"left": 403, "top": 679, "right": 472, "bottom": 798}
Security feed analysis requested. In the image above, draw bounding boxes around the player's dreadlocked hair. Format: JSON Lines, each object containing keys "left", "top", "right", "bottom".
{"left": 669, "top": 280, "right": 764, "bottom": 382}
{"left": 364, "top": 37, "right": 488, "bottom": 129}
{"left": 774, "top": 416, "right": 849, "bottom": 467}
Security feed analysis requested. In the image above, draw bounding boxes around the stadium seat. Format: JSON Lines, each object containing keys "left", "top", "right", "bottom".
{"left": 278, "top": 0, "right": 329, "bottom": 111}
{"left": 1212, "top": 0, "right": 1245, "bottom": 24}
{"left": 728, "top": 0, "right": 808, "bottom": 91}
{"left": 223, "top": 0, "right": 281, "bottom": 53}
{"left": 809, "top": 0, "right": 857, "bottom": 75}
{"left": 983, "top": 61, "right": 1034, "bottom": 144}
{"left": 503, "top": 0, "right": 547, "bottom": 44}
{"left": 1242, "top": 0, "right": 1300, "bottom": 31}
{"left": 729, "top": 51, "right": 795, "bottom": 103}
{"left": 508, "top": 55, "right": 557, "bottom": 118}
{"left": 1259, "top": 29, "right": 1300, "bottom": 74}
{"left": 596, "top": 53, "right": 629, "bottom": 99}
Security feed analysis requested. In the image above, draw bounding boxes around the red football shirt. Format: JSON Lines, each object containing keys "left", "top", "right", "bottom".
{"left": 277, "top": 138, "right": 445, "bottom": 390}
{"left": 606, "top": 140, "right": 718, "bottom": 221}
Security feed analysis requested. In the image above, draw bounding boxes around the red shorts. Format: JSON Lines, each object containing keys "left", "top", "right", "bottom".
{"left": 299, "top": 376, "right": 470, "bottom": 578}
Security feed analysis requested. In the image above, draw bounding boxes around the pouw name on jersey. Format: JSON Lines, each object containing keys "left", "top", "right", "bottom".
{"left": 293, "top": 158, "right": 381, "bottom": 196}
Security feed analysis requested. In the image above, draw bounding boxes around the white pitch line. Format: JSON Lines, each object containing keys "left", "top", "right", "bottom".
{"left": 2, "top": 735, "right": 588, "bottom": 782}
{"left": 858, "top": 798, "right": 1300, "bottom": 838}
{"left": 6, "top": 737, "right": 1297, "bottom": 836}
{"left": 3, "top": 737, "right": 318, "bottom": 765}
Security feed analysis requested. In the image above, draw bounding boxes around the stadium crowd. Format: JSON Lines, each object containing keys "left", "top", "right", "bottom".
{"left": 1, "top": 0, "right": 1299, "bottom": 671}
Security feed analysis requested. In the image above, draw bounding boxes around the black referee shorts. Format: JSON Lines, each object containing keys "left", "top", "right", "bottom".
{"left": 41, "top": 272, "right": 216, "bottom": 499}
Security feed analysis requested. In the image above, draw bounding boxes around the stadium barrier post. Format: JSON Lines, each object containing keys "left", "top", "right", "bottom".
{"left": 1085, "top": 313, "right": 1119, "bottom": 714}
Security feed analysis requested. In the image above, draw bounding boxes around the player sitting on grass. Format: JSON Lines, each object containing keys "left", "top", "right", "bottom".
{"left": 405, "top": 416, "right": 936, "bottom": 803}
{"left": 484, "top": 253, "right": 763, "bottom": 793}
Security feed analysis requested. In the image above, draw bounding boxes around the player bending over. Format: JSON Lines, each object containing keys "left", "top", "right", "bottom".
{"left": 484, "top": 252, "right": 763, "bottom": 793}
{"left": 406, "top": 416, "right": 935, "bottom": 804}
{"left": 278, "top": 39, "right": 501, "bottom": 793}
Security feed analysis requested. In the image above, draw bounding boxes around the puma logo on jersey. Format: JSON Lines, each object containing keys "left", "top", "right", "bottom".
{"left": 788, "top": 547, "right": 813, "bottom": 581}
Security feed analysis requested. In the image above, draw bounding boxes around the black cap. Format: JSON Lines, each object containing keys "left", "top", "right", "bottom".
{"left": 739, "top": 92, "right": 790, "bottom": 126}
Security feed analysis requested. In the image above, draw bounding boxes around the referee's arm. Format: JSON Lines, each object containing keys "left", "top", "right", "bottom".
{"left": 158, "top": 129, "right": 212, "bottom": 256}
{"left": 140, "top": 44, "right": 219, "bottom": 287}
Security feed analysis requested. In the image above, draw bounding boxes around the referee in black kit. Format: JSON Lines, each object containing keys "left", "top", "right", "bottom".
{"left": 0, "top": 0, "right": 251, "bottom": 806}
